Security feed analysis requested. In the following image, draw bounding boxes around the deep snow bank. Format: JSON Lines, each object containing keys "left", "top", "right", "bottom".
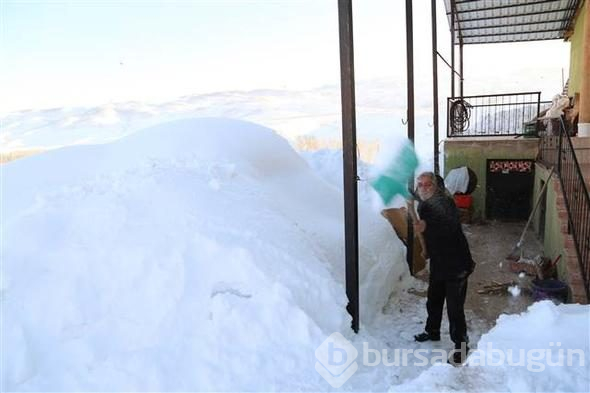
{"left": 396, "top": 301, "right": 590, "bottom": 392}
{"left": 1, "top": 118, "right": 407, "bottom": 391}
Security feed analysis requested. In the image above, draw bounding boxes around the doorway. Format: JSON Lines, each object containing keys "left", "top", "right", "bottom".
{"left": 486, "top": 159, "right": 534, "bottom": 220}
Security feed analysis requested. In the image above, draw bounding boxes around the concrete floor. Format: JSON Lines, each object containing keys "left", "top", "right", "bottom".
{"left": 365, "top": 221, "right": 545, "bottom": 379}
{"left": 411, "top": 220, "right": 545, "bottom": 335}
{"left": 462, "top": 221, "right": 543, "bottom": 330}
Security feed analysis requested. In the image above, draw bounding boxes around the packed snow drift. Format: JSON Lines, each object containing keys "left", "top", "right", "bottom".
{"left": 1, "top": 118, "right": 407, "bottom": 391}
{"left": 2, "top": 118, "right": 589, "bottom": 392}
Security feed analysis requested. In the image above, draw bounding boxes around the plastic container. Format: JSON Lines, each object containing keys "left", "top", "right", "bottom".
{"left": 531, "top": 279, "right": 568, "bottom": 303}
{"left": 454, "top": 194, "right": 473, "bottom": 209}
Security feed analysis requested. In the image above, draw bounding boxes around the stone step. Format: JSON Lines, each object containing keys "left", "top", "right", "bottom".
{"left": 572, "top": 136, "right": 590, "bottom": 149}
{"left": 571, "top": 137, "right": 590, "bottom": 164}
{"left": 581, "top": 163, "right": 590, "bottom": 187}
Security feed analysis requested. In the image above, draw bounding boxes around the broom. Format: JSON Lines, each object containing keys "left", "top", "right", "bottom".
{"left": 506, "top": 167, "right": 554, "bottom": 261}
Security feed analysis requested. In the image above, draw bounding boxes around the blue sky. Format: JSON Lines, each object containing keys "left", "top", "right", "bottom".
{"left": 1, "top": 0, "right": 340, "bottom": 110}
{"left": 1, "top": 0, "right": 571, "bottom": 112}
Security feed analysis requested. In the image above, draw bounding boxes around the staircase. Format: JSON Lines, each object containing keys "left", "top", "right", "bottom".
{"left": 538, "top": 129, "right": 590, "bottom": 303}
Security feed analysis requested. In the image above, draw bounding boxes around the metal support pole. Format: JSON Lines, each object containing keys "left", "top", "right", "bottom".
{"left": 450, "top": 0, "right": 456, "bottom": 98}
{"left": 431, "top": 0, "right": 439, "bottom": 176}
{"left": 455, "top": 0, "right": 464, "bottom": 100}
{"left": 536, "top": 92, "right": 541, "bottom": 135}
{"left": 337, "top": 0, "right": 359, "bottom": 333}
{"left": 459, "top": 41, "right": 464, "bottom": 98}
{"left": 406, "top": 0, "right": 415, "bottom": 275}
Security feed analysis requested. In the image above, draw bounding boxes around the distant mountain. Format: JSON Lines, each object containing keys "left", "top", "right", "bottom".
{"left": 1, "top": 79, "right": 431, "bottom": 157}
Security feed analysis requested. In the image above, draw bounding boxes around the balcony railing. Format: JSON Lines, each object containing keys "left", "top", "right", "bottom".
{"left": 447, "top": 92, "right": 551, "bottom": 137}
{"left": 539, "top": 118, "right": 590, "bottom": 300}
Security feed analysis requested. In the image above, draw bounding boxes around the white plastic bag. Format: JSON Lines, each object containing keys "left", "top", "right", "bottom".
{"left": 545, "top": 94, "right": 569, "bottom": 118}
{"left": 445, "top": 166, "right": 470, "bottom": 194}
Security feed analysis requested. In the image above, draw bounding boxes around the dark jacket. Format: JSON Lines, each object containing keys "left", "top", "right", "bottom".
{"left": 418, "top": 191, "right": 474, "bottom": 280}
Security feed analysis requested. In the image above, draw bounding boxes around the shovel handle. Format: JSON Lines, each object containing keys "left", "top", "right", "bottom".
{"left": 407, "top": 199, "right": 428, "bottom": 259}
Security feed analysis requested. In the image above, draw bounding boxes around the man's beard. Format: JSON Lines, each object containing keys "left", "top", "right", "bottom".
{"left": 418, "top": 189, "right": 435, "bottom": 201}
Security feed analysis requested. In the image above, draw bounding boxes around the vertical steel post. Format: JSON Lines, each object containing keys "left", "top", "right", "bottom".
{"left": 450, "top": 0, "right": 456, "bottom": 98}
{"left": 536, "top": 92, "right": 541, "bottom": 134}
{"left": 431, "top": 0, "right": 439, "bottom": 176}
{"left": 456, "top": 0, "right": 463, "bottom": 100}
{"left": 406, "top": 0, "right": 415, "bottom": 144}
{"left": 459, "top": 41, "right": 464, "bottom": 99}
{"left": 337, "top": 0, "right": 360, "bottom": 333}
{"left": 406, "top": 0, "right": 415, "bottom": 275}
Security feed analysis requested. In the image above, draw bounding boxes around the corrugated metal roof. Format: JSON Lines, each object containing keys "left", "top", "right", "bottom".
{"left": 443, "top": 0, "right": 581, "bottom": 44}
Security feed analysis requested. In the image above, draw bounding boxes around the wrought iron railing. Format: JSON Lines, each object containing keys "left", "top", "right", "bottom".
{"left": 539, "top": 118, "right": 590, "bottom": 300}
{"left": 538, "top": 134, "right": 560, "bottom": 167}
{"left": 447, "top": 92, "right": 551, "bottom": 137}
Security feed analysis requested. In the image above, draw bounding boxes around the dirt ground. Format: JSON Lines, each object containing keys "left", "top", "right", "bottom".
{"left": 454, "top": 221, "right": 542, "bottom": 330}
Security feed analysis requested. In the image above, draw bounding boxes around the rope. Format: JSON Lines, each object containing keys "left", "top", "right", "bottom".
{"left": 449, "top": 99, "right": 472, "bottom": 135}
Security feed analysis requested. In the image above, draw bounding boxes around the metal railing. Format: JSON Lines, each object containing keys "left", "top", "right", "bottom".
{"left": 539, "top": 118, "right": 590, "bottom": 300}
{"left": 447, "top": 92, "right": 551, "bottom": 137}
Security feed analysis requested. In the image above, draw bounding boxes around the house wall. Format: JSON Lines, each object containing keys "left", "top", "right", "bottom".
{"left": 569, "top": 0, "right": 587, "bottom": 96}
{"left": 533, "top": 163, "right": 588, "bottom": 303}
{"left": 443, "top": 137, "right": 539, "bottom": 221}
{"left": 533, "top": 165, "right": 567, "bottom": 277}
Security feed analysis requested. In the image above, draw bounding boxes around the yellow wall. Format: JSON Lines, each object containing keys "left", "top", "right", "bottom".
{"left": 533, "top": 164, "right": 567, "bottom": 279}
{"left": 569, "top": 0, "right": 587, "bottom": 96}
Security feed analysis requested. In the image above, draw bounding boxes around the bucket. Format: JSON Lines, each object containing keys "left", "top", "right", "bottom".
{"left": 454, "top": 194, "right": 473, "bottom": 209}
{"left": 531, "top": 279, "right": 568, "bottom": 303}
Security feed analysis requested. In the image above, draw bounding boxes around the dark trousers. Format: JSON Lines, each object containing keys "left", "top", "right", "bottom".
{"left": 425, "top": 277, "right": 469, "bottom": 346}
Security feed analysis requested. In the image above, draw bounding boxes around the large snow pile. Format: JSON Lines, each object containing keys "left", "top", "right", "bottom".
{"left": 298, "top": 149, "right": 374, "bottom": 204}
{"left": 397, "top": 301, "right": 590, "bottom": 392}
{"left": 1, "top": 118, "right": 407, "bottom": 391}
{"left": 3, "top": 117, "right": 589, "bottom": 392}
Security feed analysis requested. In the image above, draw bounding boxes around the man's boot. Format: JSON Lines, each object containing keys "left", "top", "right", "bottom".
{"left": 414, "top": 332, "right": 441, "bottom": 342}
{"left": 448, "top": 342, "right": 470, "bottom": 366}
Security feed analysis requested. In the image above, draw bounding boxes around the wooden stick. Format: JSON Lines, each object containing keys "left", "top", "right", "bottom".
{"left": 507, "top": 167, "right": 554, "bottom": 260}
{"left": 407, "top": 199, "right": 428, "bottom": 259}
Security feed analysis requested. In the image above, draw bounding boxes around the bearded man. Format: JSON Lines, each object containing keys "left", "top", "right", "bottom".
{"left": 412, "top": 171, "right": 475, "bottom": 365}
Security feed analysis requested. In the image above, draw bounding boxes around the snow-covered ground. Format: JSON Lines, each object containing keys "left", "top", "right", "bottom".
{"left": 2, "top": 118, "right": 589, "bottom": 391}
